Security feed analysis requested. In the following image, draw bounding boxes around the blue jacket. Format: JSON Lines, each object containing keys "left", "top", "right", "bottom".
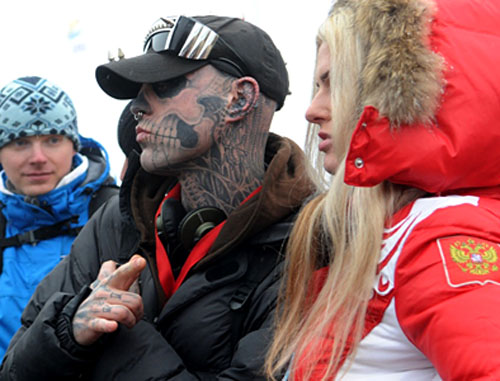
{"left": 0, "top": 136, "right": 116, "bottom": 357}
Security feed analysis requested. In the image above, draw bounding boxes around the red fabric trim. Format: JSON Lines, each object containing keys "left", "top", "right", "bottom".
{"left": 155, "top": 183, "right": 181, "bottom": 298}
{"left": 155, "top": 184, "right": 262, "bottom": 298}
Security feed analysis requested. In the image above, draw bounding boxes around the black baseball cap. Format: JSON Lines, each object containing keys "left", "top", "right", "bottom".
{"left": 96, "top": 15, "right": 289, "bottom": 110}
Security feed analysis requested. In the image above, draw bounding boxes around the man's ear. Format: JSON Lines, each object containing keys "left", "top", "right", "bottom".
{"left": 226, "top": 77, "right": 260, "bottom": 122}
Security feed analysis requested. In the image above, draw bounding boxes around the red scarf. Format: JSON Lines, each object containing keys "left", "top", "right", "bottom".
{"left": 155, "top": 184, "right": 262, "bottom": 298}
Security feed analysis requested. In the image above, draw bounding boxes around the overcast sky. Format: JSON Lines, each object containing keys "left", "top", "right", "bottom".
{"left": 0, "top": 0, "right": 331, "bottom": 180}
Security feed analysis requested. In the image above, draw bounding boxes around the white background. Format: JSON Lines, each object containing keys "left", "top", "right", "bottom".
{"left": 0, "top": 0, "right": 331, "bottom": 181}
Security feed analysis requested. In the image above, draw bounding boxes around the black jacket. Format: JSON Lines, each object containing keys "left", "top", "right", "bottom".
{"left": 0, "top": 134, "right": 315, "bottom": 380}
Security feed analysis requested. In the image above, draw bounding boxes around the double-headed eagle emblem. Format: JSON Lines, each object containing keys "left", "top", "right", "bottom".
{"left": 450, "top": 238, "right": 499, "bottom": 275}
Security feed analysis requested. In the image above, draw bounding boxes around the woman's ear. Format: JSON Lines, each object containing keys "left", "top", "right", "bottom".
{"left": 226, "top": 77, "right": 260, "bottom": 122}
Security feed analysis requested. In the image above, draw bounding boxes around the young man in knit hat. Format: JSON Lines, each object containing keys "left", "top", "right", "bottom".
{"left": 0, "top": 76, "right": 117, "bottom": 359}
{"left": 0, "top": 17, "right": 315, "bottom": 380}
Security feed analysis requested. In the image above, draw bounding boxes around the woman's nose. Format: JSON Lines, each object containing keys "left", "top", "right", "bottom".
{"left": 305, "top": 92, "right": 331, "bottom": 125}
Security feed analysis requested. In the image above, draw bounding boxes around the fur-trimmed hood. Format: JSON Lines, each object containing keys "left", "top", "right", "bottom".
{"left": 339, "top": 0, "right": 500, "bottom": 193}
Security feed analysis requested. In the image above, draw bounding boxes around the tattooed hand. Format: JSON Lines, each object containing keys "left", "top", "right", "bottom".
{"left": 72, "top": 255, "right": 146, "bottom": 346}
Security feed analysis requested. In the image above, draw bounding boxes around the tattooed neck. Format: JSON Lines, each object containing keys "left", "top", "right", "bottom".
{"left": 178, "top": 94, "right": 274, "bottom": 215}
{"left": 178, "top": 131, "right": 267, "bottom": 215}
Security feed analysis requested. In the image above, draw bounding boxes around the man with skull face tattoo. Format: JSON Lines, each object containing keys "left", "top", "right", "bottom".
{"left": 0, "top": 16, "right": 316, "bottom": 380}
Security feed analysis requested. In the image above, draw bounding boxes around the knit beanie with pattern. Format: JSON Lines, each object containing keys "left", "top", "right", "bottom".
{"left": 0, "top": 76, "right": 80, "bottom": 150}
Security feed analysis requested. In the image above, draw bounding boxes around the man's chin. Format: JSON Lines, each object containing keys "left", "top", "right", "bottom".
{"left": 139, "top": 152, "right": 178, "bottom": 176}
{"left": 20, "top": 183, "right": 55, "bottom": 197}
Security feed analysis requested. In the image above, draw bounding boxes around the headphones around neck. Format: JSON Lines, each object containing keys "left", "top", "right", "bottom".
{"left": 177, "top": 207, "right": 227, "bottom": 250}
{"left": 156, "top": 199, "right": 227, "bottom": 253}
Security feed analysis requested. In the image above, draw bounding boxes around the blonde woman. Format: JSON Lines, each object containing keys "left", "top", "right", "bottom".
{"left": 266, "top": 0, "right": 500, "bottom": 379}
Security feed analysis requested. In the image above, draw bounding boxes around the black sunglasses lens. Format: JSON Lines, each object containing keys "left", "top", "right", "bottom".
{"left": 149, "top": 31, "right": 171, "bottom": 52}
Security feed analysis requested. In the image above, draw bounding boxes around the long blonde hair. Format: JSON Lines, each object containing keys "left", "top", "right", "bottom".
{"left": 266, "top": 6, "right": 426, "bottom": 380}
